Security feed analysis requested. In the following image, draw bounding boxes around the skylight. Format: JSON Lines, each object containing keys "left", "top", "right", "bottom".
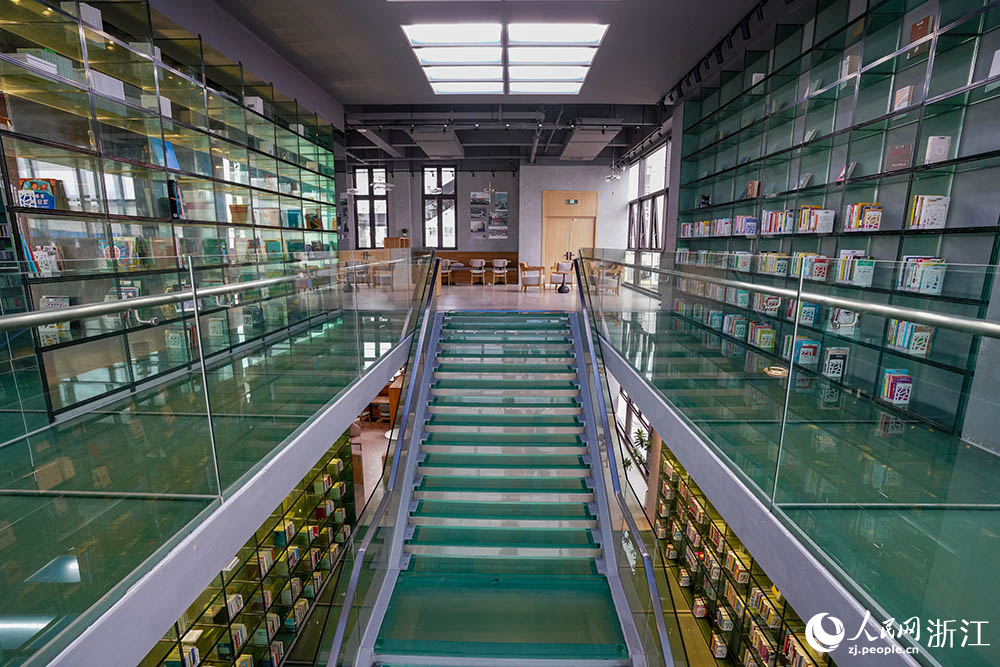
{"left": 402, "top": 23, "right": 502, "bottom": 46}
{"left": 415, "top": 46, "right": 503, "bottom": 65}
{"left": 509, "top": 81, "right": 583, "bottom": 95}
{"left": 508, "top": 46, "right": 597, "bottom": 65}
{"left": 508, "top": 23, "right": 608, "bottom": 46}
{"left": 404, "top": 22, "right": 606, "bottom": 94}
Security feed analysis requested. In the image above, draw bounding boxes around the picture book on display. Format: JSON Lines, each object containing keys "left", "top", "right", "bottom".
{"left": 822, "top": 347, "right": 849, "bottom": 381}
{"left": 908, "top": 195, "right": 950, "bottom": 230}
{"left": 906, "top": 15, "right": 933, "bottom": 59}
{"left": 887, "top": 319, "right": 935, "bottom": 357}
{"left": 881, "top": 368, "right": 913, "bottom": 406}
{"left": 836, "top": 250, "right": 875, "bottom": 287}
{"left": 18, "top": 178, "right": 65, "bottom": 209}
{"left": 786, "top": 299, "right": 820, "bottom": 326}
{"left": 844, "top": 202, "right": 882, "bottom": 231}
{"left": 782, "top": 335, "right": 821, "bottom": 366}
{"left": 924, "top": 136, "right": 952, "bottom": 164}
{"left": 795, "top": 205, "right": 835, "bottom": 233}
{"left": 896, "top": 256, "right": 946, "bottom": 295}
{"left": 885, "top": 143, "right": 912, "bottom": 170}
{"left": 734, "top": 215, "right": 758, "bottom": 236}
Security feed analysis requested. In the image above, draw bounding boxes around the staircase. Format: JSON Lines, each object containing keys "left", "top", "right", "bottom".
{"left": 372, "top": 311, "right": 631, "bottom": 666}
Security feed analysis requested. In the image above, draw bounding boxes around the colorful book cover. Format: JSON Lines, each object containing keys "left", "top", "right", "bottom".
{"left": 18, "top": 178, "right": 60, "bottom": 209}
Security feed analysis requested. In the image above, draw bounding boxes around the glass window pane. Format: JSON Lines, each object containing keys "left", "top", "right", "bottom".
{"left": 424, "top": 168, "right": 438, "bottom": 195}
{"left": 627, "top": 163, "right": 639, "bottom": 200}
{"left": 424, "top": 199, "right": 438, "bottom": 247}
{"left": 644, "top": 144, "right": 667, "bottom": 194}
{"left": 355, "top": 168, "right": 369, "bottom": 193}
{"left": 441, "top": 168, "right": 456, "bottom": 195}
{"left": 356, "top": 200, "right": 371, "bottom": 248}
{"left": 374, "top": 199, "right": 388, "bottom": 248}
{"left": 373, "top": 169, "right": 387, "bottom": 187}
{"left": 441, "top": 199, "right": 456, "bottom": 248}
{"left": 641, "top": 199, "right": 652, "bottom": 247}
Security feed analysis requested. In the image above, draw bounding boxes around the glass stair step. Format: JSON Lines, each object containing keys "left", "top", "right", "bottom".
{"left": 438, "top": 340, "right": 574, "bottom": 351}
{"left": 436, "top": 353, "right": 574, "bottom": 364}
{"left": 424, "top": 424, "right": 586, "bottom": 435}
{"left": 424, "top": 433, "right": 584, "bottom": 445}
{"left": 427, "top": 404, "right": 582, "bottom": 416}
{"left": 410, "top": 500, "right": 597, "bottom": 528}
{"left": 414, "top": 476, "right": 594, "bottom": 502}
{"left": 427, "top": 415, "right": 581, "bottom": 427}
{"left": 421, "top": 454, "right": 586, "bottom": 467}
{"left": 443, "top": 322, "right": 570, "bottom": 331}
{"left": 431, "top": 380, "right": 579, "bottom": 396}
{"left": 416, "top": 465, "right": 589, "bottom": 479}
{"left": 439, "top": 333, "right": 571, "bottom": 344}
{"left": 406, "top": 556, "right": 599, "bottom": 576}
{"left": 404, "top": 526, "right": 599, "bottom": 557}
{"left": 374, "top": 573, "right": 628, "bottom": 663}
{"left": 421, "top": 443, "right": 589, "bottom": 455}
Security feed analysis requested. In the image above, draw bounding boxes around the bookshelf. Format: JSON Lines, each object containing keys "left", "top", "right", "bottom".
{"left": 0, "top": 0, "right": 342, "bottom": 418}
{"left": 655, "top": 447, "right": 832, "bottom": 667}
{"left": 672, "top": 0, "right": 1000, "bottom": 435}
{"left": 140, "top": 434, "right": 355, "bottom": 667}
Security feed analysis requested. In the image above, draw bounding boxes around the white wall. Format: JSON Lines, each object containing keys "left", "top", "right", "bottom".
{"left": 517, "top": 164, "right": 629, "bottom": 266}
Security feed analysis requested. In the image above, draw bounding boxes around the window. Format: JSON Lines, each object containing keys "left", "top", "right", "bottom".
{"left": 423, "top": 166, "right": 457, "bottom": 248}
{"left": 354, "top": 167, "right": 388, "bottom": 249}
{"left": 626, "top": 140, "right": 670, "bottom": 250}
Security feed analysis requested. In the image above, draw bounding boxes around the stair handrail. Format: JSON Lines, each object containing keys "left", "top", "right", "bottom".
{"left": 574, "top": 259, "right": 677, "bottom": 667}
{"left": 323, "top": 258, "right": 440, "bottom": 665}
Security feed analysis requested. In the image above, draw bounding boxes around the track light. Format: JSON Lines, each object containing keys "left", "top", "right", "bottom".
{"left": 741, "top": 20, "right": 751, "bottom": 40}
{"left": 756, "top": 5, "right": 764, "bottom": 20}
{"left": 727, "top": 35, "right": 733, "bottom": 49}
{"left": 716, "top": 48, "right": 724, "bottom": 65}
{"left": 694, "top": 69, "right": 702, "bottom": 83}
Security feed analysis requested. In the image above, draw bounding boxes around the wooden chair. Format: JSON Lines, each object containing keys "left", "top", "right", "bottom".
{"left": 598, "top": 265, "right": 623, "bottom": 295}
{"left": 489, "top": 258, "right": 510, "bottom": 285}
{"left": 440, "top": 258, "right": 453, "bottom": 286}
{"left": 549, "top": 260, "right": 575, "bottom": 290}
{"left": 519, "top": 263, "right": 545, "bottom": 292}
{"left": 469, "top": 258, "right": 487, "bottom": 286}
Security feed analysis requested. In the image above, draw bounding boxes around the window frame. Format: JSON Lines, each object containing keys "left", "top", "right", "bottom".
{"left": 626, "top": 139, "right": 670, "bottom": 251}
{"left": 422, "top": 165, "right": 457, "bottom": 249}
{"left": 353, "top": 166, "right": 389, "bottom": 249}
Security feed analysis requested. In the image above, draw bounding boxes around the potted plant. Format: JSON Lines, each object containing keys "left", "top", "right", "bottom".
{"left": 400, "top": 227, "right": 409, "bottom": 237}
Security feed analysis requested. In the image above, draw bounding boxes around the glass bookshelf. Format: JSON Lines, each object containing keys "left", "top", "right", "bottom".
{"left": 676, "top": 0, "right": 1000, "bottom": 323}
{"left": 140, "top": 435, "right": 357, "bottom": 667}
{"left": 0, "top": 0, "right": 343, "bottom": 420}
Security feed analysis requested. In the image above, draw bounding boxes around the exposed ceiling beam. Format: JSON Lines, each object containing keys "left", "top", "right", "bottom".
{"left": 355, "top": 129, "right": 403, "bottom": 158}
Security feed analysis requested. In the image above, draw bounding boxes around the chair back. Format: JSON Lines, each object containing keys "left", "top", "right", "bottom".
{"left": 470, "top": 258, "right": 486, "bottom": 270}
{"left": 440, "top": 258, "right": 452, "bottom": 270}
{"left": 491, "top": 258, "right": 509, "bottom": 269}
{"left": 556, "top": 261, "right": 573, "bottom": 272}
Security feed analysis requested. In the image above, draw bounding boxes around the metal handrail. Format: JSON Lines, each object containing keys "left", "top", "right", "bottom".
{"left": 574, "top": 259, "right": 677, "bottom": 667}
{"left": 0, "top": 257, "right": 411, "bottom": 332}
{"left": 585, "top": 255, "right": 1000, "bottom": 339}
{"left": 324, "top": 258, "right": 439, "bottom": 665}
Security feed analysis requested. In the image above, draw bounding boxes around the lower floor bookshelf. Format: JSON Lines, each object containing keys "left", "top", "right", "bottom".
{"left": 140, "top": 433, "right": 357, "bottom": 667}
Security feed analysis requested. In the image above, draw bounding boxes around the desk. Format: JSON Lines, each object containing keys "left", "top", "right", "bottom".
{"left": 369, "top": 395, "right": 390, "bottom": 422}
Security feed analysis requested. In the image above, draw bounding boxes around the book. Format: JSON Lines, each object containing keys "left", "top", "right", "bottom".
{"left": 908, "top": 195, "right": 950, "bottom": 230}
{"left": 924, "top": 135, "right": 952, "bottom": 164}
{"left": 167, "top": 180, "right": 187, "bottom": 218}
{"left": 798, "top": 172, "right": 813, "bottom": 188}
{"left": 893, "top": 85, "right": 915, "bottom": 111}
{"left": 906, "top": 15, "right": 933, "bottom": 59}
{"left": 885, "top": 143, "right": 912, "bottom": 170}
{"left": 881, "top": 368, "right": 913, "bottom": 406}
{"left": 822, "top": 347, "right": 849, "bottom": 381}
{"left": 843, "top": 202, "right": 882, "bottom": 231}
{"left": 897, "top": 255, "right": 946, "bottom": 294}
{"left": 18, "top": 178, "right": 62, "bottom": 209}
{"left": 836, "top": 162, "right": 858, "bottom": 182}
{"left": 38, "top": 295, "right": 71, "bottom": 342}
{"left": 887, "top": 319, "right": 935, "bottom": 357}
{"left": 803, "top": 128, "right": 818, "bottom": 143}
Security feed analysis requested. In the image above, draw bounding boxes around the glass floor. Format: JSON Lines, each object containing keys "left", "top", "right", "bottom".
{"left": 601, "top": 309, "right": 1000, "bottom": 667}
{"left": 0, "top": 310, "right": 407, "bottom": 666}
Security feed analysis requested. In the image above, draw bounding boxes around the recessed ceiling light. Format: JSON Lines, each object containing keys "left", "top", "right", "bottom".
{"left": 509, "top": 81, "right": 583, "bottom": 95}
{"left": 508, "top": 65, "right": 589, "bottom": 82}
{"left": 424, "top": 65, "right": 504, "bottom": 81}
{"left": 402, "top": 23, "right": 502, "bottom": 46}
{"left": 415, "top": 46, "right": 503, "bottom": 65}
{"left": 431, "top": 81, "right": 505, "bottom": 94}
{"left": 508, "top": 46, "right": 597, "bottom": 65}
{"left": 508, "top": 23, "right": 608, "bottom": 46}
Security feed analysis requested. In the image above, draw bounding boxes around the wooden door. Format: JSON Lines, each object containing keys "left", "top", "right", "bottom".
{"left": 541, "top": 190, "right": 598, "bottom": 270}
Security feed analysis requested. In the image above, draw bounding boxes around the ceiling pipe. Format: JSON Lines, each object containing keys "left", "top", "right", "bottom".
{"left": 542, "top": 105, "right": 564, "bottom": 157}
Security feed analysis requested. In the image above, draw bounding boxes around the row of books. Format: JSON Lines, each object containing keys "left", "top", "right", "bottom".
{"left": 896, "top": 255, "right": 945, "bottom": 295}
{"left": 724, "top": 550, "right": 751, "bottom": 584}
{"left": 748, "top": 321, "right": 777, "bottom": 351}
{"left": 881, "top": 368, "right": 913, "bottom": 406}
{"left": 748, "top": 586, "right": 782, "bottom": 629}
{"left": 908, "top": 195, "right": 950, "bottom": 230}
{"left": 790, "top": 252, "right": 831, "bottom": 281}
{"left": 795, "top": 206, "right": 835, "bottom": 233}
{"left": 844, "top": 202, "right": 882, "bottom": 231}
{"left": 886, "top": 319, "right": 935, "bottom": 357}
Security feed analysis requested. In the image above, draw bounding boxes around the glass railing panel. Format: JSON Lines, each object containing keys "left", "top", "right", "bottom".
{"left": 0, "top": 252, "right": 433, "bottom": 666}
{"left": 582, "top": 248, "right": 1000, "bottom": 667}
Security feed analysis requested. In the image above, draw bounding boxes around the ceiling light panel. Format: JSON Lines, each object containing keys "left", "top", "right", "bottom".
{"left": 415, "top": 46, "right": 503, "bottom": 65}
{"left": 507, "top": 46, "right": 597, "bottom": 65}
{"left": 402, "top": 23, "right": 502, "bottom": 46}
{"left": 424, "top": 65, "right": 504, "bottom": 81}
{"left": 431, "top": 81, "right": 505, "bottom": 94}
{"left": 507, "top": 23, "right": 608, "bottom": 46}
{"left": 508, "top": 65, "right": 589, "bottom": 81}
{"left": 509, "top": 81, "right": 583, "bottom": 94}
